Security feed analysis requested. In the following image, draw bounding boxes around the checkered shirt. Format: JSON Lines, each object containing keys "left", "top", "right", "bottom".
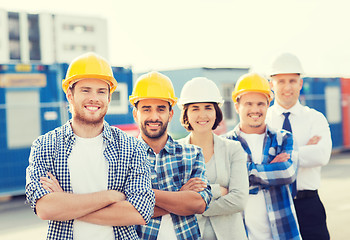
{"left": 225, "top": 125, "right": 301, "bottom": 240}
{"left": 25, "top": 120, "right": 155, "bottom": 240}
{"left": 135, "top": 135, "right": 212, "bottom": 240}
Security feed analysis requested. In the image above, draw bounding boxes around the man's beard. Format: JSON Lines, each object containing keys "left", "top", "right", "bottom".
{"left": 248, "top": 123, "right": 263, "bottom": 128}
{"left": 247, "top": 112, "right": 263, "bottom": 129}
{"left": 141, "top": 120, "right": 168, "bottom": 139}
{"left": 71, "top": 105, "right": 106, "bottom": 126}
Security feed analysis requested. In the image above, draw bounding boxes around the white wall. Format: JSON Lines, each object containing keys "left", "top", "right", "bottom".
{"left": 54, "top": 14, "right": 108, "bottom": 63}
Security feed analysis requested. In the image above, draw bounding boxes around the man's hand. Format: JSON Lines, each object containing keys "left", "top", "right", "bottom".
{"left": 180, "top": 177, "right": 207, "bottom": 192}
{"left": 271, "top": 152, "right": 290, "bottom": 163}
{"left": 40, "top": 172, "right": 63, "bottom": 192}
{"left": 307, "top": 135, "right": 321, "bottom": 145}
{"left": 107, "top": 190, "right": 127, "bottom": 202}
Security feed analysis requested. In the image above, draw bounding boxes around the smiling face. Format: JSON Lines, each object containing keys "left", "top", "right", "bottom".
{"left": 67, "top": 78, "right": 110, "bottom": 126}
{"left": 235, "top": 92, "right": 269, "bottom": 134}
{"left": 186, "top": 103, "right": 216, "bottom": 134}
{"left": 133, "top": 98, "right": 173, "bottom": 141}
{"left": 270, "top": 73, "right": 303, "bottom": 109}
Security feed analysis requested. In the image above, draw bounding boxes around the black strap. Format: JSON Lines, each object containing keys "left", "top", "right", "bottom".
{"left": 295, "top": 190, "right": 318, "bottom": 200}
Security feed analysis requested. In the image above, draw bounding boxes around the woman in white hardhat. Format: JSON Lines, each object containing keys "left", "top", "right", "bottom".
{"left": 177, "top": 77, "right": 249, "bottom": 240}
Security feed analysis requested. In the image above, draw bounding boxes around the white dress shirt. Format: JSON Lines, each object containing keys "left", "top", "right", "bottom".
{"left": 266, "top": 101, "right": 332, "bottom": 191}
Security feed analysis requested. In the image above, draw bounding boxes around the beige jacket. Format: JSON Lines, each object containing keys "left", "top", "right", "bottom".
{"left": 177, "top": 134, "right": 249, "bottom": 240}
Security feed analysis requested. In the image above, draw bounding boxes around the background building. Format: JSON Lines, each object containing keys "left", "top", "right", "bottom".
{"left": 0, "top": 9, "right": 108, "bottom": 64}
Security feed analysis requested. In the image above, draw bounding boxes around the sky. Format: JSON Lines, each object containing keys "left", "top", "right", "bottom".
{"left": 1, "top": 0, "right": 350, "bottom": 76}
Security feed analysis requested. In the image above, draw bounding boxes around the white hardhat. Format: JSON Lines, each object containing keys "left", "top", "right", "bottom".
{"left": 178, "top": 77, "right": 224, "bottom": 109}
{"left": 270, "top": 52, "right": 304, "bottom": 76}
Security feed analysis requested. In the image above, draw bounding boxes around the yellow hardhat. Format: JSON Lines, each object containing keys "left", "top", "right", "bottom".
{"left": 232, "top": 73, "right": 273, "bottom": 103}
{"left": 62, "top": 52, "right": 118, "bottom": 93}
{"left": 129, "top": 71, "right": 178, "bottom": 107}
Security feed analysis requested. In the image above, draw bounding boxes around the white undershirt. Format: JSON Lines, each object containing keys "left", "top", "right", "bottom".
{"left": 156, "top": 153, "right": 177, "bottom": 240}
{"left": 158, "top": 214, "right": 177, "bottom": 240}
{"left": 241, "top": 132, "right": 273, "bottom": 240}
{"left": 68, "top": 134, "right": 114, "bottom": 240}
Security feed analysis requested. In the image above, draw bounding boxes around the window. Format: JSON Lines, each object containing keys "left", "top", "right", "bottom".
{"left": 6, "top": 90, "right": 41, "bottom": 148}
{"left": 325, "top": 86, "right": 341, "bottom": 124}
{"left": 28, "top": 14, "right": 41, "bottom": 60}
{"left": 107, "top": 83, "right": 128, "bottom": 114}
{"left": 62, "top": 24, "right": 95, "bottom": 33}
{"left": 63, "top": 44, "right": 95, "bottom": 52}
{"left": 8, "top": 12, "right": 21, "bottom": 60}
{"left": 222, "top": 83, "right": 236, "bottom": 124}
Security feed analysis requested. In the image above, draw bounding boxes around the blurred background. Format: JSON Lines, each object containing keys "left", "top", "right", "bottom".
{"left": 1, "top": 0, "right": 350, "bottom": 74}
{"left": 0, "top": 0, "right": 350, "bottom": 239}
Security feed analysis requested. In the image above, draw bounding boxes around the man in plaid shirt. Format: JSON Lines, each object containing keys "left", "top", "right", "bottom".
{"left": 225, "top": 73, "right": 301, "bottom": 240}
{"left": 129, "top": 71, "right": 212, "bottom": 240}
{"left": 26, "top": 52, "right": 155, "bottom": 240}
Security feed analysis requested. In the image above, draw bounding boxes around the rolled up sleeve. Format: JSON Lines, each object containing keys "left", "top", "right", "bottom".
{"left": 191, "top": 151, "right": 212, "bottom": 210}
{"left": 124, "top": 142, "right": 155, "bottom": 224}
{"left": 25, "top": 138, "right": 51, "bottom": 213}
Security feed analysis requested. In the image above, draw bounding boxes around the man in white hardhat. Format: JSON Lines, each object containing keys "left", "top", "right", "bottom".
{"left": 266, "top": 52, "right": 332, "bottom": 240}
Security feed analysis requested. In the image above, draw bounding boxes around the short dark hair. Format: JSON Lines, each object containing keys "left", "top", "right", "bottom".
{"left": 180, "top": 102, "right": 223, "bottom": 131}
{"left": 134, "top": 100, "right": 172, "bottom": 111}
{"left": 236, "top": 93, "right": 270, "bottom": 104}
{"left": 69, "top": 82, "right": 78, "bottom": 94}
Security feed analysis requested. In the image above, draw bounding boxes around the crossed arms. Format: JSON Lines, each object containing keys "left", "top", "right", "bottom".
{"left": 151, "top": 149, "right": 212, "bottom": 218}
{"left": 25, "top": 134, "right": 155, "bottom": 227}
{"left": 152, "top": 178, "right": 208, "bottom": 217}
{"left": 247, "top": 133, "right": 298, "bottom": 187}
{"left": 40, "top": 173, "right": 207, "bottom": 221}
{"left": 37, "top": 172, "right": 146, "bottom": 226}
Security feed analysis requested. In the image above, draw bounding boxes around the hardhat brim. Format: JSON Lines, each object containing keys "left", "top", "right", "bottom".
{"left": 177, "top": 99, "right": 224, "bottom": 109}
{"left": 129, "top": 96, "right": 178, "bottom": 107}
{"left": 270, "top": 72, "right": 303, "bottom": 77}
{"left": 62, "top": 74, "right": 117, "bottom": 93}
{"left": 233, "top": 90, "right": 274, "bottom": 103}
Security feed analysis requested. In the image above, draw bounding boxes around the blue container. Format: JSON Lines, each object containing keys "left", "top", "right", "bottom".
{"left": 0, "top": 63, "right": 136, "bottom": 196}
{"left": 104, "top": 67, "right": 134, "bottom": 126}
{"left": 301, "top": 77, "right": 343, "bottom": 149}
{"left": 0, "top": 63, "right": 63, "bottom": 196}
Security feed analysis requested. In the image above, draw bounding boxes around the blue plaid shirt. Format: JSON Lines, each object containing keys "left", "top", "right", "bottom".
{"left": 225, "top": 125, "right": 301, "bottom": 240}
{"left": 26, "top": 120, "right": 155, "bottom": 240}
{"left": 135, "top": 135, "right": 212, "bottom": 240}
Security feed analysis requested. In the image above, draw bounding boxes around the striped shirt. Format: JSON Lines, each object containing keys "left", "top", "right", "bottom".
{"left": 136, "top": 136, "right": 212, "bottom": 240}
{"left": 225, "top": 125, "right": 301, "bottom": 240}
{"left": 26, "top": 120, "right": 155, "bottom": 240}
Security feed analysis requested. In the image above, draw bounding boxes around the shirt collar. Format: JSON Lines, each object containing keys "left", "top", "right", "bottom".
{"left": 233, "top": 123, "right": 273, "bottom": 138}
{"left": 63, "top": 120, "right": 75, "bottom": 143}
{"left": 101, "top": 121, "right": 113, "bottom": 142}
{"left": 63, "top": 120, "right": 113, "bottom": 143}
{"left": 273, "top": 100, "right": 303, "bottom": 116}
{"left": 138, "top": 134, "right": 176, "bottom": 155}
